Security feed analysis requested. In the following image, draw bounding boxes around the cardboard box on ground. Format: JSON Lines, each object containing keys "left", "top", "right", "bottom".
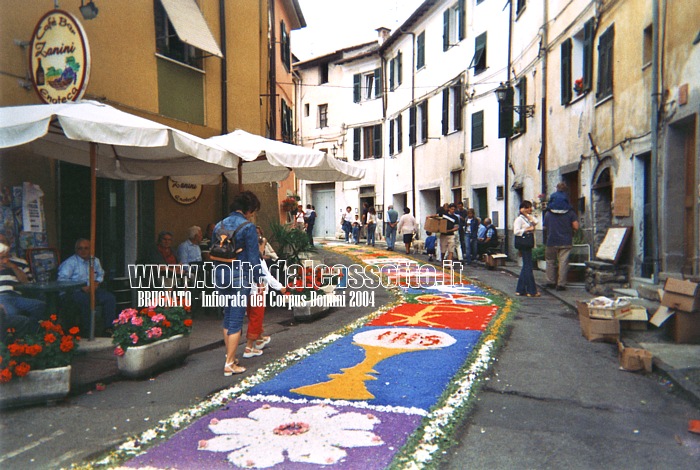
{"left": 618, "top": 341, "right": 653, "bottom": 372}
{"left": 650, "top": 278, "right": 700, "bottom": 344}
{"left": 576, "top": 301, "right": 620, "bottom": 343}
{"left": 485, "top": 254, "right": 507, "bottom": 268}
{"left": 424, "top": 217, "right": 447, "bottom": 234}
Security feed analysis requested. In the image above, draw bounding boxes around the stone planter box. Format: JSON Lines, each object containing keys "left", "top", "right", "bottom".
{"left": 0, "top": 365, "right": 71, "bottom": 409}
{"left": 117, "top": 334, "right": 190, "bottom": 379}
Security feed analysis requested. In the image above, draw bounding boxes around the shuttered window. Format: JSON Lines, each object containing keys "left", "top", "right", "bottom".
{"left": 397, "top": 114, "right": 403, "bottom": 153}
{"left": 417, "top": 32, "right": 425, "bottom": 69}
{"left": 596, "top": 26, "right": 614, "bottom": 100}
{"left": 409, "top": 107, "right": 416, "bottom": 145}
{"left": 470, "top": 33, "right": 487, "bottom": 74}
{"left": 353, "top": 74, "right": 361, "bottom": 103}
{"left": 561, "top": 38, "right": 572, "bottom": 105}
{"left": 442, "top": 88, "right": 450, "bottom": 135}
{"left": 582, "top": 19, "right": 594, "bottom": 91}
{"left": 472, "top": 110, "right": 484, "bottom": 149}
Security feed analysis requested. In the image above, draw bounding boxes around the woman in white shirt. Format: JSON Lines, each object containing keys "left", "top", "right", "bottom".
{"left": 397, "top": 207, "right": 418, "bottom": 254}
{"left": 366, "top": 207, "right": 377, "bottom": 246}
{"left": 341, "top": 206, "right": 354, "bottom": 243}
{"left": 295, "top": 205, "right": 305, "bottom": 230}
{"left": 514, "top": 200, "right": 539, "bottom": 297}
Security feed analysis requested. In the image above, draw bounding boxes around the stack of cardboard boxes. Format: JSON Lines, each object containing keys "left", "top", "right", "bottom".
{"left": 651, "top": 278, "right": 700, "bottom": 344}
{"left": 576, "top": 299, "right": 629, "bottom": 343}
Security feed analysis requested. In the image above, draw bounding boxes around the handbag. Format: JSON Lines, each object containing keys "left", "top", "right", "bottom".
{"left": 514, "top": 232, "right": 534, "bottom": 250}
{"left": 514, "top": 215, "right": 535, "bottom": 250}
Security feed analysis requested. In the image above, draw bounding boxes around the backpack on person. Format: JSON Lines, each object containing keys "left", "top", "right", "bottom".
{"left": 209, "top": 221, "right": 253, "bottom": 263}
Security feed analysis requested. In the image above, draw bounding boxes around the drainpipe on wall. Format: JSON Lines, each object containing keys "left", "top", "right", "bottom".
{"left": 219, "top": 0, "right": 228, "bottom": 216}
{"left": 651, "top": 0, "right": 660, "bottom": 283}
{"left": 400, "top": 29, "right": 417, "bottom": 213}
{"left": 540, "top": 0, "right": 548, "bottom": 198}
{"left": 269, "top": 0, "right": 277, "bottom": 139}
{"left": 503, "top": 0, "right": 513, "bottom": 257}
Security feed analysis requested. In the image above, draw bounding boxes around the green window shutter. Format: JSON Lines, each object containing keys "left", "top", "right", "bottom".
{"left": 597, "top": 27, "right": 614, "bottom": 100}
{"left": 390, "top": 59, "right": 395, "bottom": 91}
{"left": 443, "top": 10, "right": 450, "bottom": 51}
{"left": 397, "top": 114, "right": 403, "bottom": 153}
{"left": 417, "top": 32, "right": 425, "bottom": 69}
{"left": 583, "top": 18, "right": 594, "bottom": 91}
{"left": 409, "top": 106, "right": 416, "bottom": 145}
{"left": 373, "top": 124, "right": 382, "bottom": 158}
{"left": 458, "top": 0, "right": 466, "bottom": 40}
{"left": 454, "top": 84, "right": 463, "bottom": 130}
{"left": 353, "top": 128, "right": 361, "bottom": 160}
{"left": 374, "top": 68, "right": 382, "bottom": 98}
{"left": 561, "top": 38, "right": 572, "bottom": 105}
{"left": 519, "top": 78, "right": 527, "bottom": 134}
{"left": 389, "top": 119, "right": 395, "bottom": 155}
{"left": 353, "top": 74, "right": 361, "bottom": 103}
{"left": 397, "top": 51, "right": 402, "bottom": 85}
{"left": 470, "top": 33, "right": 487, "bottom": 72}
{"left": 498, "top": 87, "right": 514, "bottom": 138}
{"left": 442, "top": 88, "right": 449, "bottom": 135}
{"left": 472, "top": 110, "right": 484, "bottom": 149}
{"left": 420, "top": 101, "right": 428, "bottom": 143}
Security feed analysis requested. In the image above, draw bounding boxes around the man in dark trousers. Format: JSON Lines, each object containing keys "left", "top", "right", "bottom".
{"left": 543, "top": 205, "right": 580, "bottom": 290}
{"left": 304, "top": 204, "right": 316, "bottom": 245}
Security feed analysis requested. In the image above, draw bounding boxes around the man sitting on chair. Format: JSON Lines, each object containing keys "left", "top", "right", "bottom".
{"left": 0, "top": 237, "right": 46, "bottom": 333}
{"left": 58, "top": 239, "right": 116, "bottom": 336}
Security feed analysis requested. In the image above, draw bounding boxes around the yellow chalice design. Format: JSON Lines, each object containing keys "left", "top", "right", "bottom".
{"left": 290, "top": 328, "right": 456, "bottom": 400}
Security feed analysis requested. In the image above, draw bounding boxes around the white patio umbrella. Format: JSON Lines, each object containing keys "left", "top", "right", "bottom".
{"left": 206, "top": 129, "right": 365, "bottom": 186}
{"left": 0, "top": 100, "right": 240, "bottom": 339}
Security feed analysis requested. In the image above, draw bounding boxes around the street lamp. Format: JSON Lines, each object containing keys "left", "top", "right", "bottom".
{"left": 495, "top": 82, "right": 535, "bottom": 118}
{"left": 79, "top": 0, "right": 99, "bottom": 20}
{"left": 331, "top": 144, "right": 338, "bottom": 158}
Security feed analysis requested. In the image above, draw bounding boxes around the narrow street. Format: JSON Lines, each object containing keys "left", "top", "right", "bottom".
{"left": 1, "top": 245, "right": 698, "bottom": 469}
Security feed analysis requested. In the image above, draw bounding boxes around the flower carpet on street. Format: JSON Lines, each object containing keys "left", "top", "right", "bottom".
{"left": 96, "top": 243, "right": 510, "bottom": 470}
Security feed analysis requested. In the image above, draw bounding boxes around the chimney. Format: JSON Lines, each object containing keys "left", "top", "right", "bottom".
{"left": 376, "top": 27, "right": 391, "bottom": 45}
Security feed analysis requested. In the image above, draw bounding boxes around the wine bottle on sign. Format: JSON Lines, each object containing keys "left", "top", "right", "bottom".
{"left": 35, "top": 58, "right": 45, "bottom": 86}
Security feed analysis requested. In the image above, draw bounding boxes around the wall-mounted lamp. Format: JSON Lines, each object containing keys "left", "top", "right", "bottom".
{"left": 495, "top": 82, "right": 535, "bottom": 118}
{"left": 331, "top": 144, "right": 338, "bottom": 158}
{"left": 80, "top": 0, "right": 99, "bottom": 20}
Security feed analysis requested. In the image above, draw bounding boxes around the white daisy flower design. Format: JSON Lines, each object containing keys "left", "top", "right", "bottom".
{"left": 199, "top": 404, "right": 383, "bottom": 468}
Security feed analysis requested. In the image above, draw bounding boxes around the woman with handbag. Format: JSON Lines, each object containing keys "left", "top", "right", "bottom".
{"left": 514, "top": 200, "right": 540, "bottom": 297}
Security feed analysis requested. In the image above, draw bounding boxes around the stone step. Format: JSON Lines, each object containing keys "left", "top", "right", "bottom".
{"left": 629, "top": 277, "right": 662, "bottom": 301}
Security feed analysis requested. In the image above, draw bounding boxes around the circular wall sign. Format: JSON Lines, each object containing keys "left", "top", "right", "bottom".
{"left": 167, "top": 178, "right": 202, "bottom": 205}
{"left": 29, "top": 10, "right": 91, "bottom": 104}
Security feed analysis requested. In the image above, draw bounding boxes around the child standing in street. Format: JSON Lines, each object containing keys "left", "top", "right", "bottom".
{"left": 425, "top": 231, "right": 437, "bottom": 262}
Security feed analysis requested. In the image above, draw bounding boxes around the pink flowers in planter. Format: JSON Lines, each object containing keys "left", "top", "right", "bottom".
{"left": 112, "top": 303, "right": 193, "bottom": 356}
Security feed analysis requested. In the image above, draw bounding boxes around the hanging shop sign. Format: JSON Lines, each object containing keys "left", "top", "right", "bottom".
{"left": 167, "top": 178, "right": 202, "bottom": 205}
{"left": 29, "top": 10, "right": 91, "bottom": 104}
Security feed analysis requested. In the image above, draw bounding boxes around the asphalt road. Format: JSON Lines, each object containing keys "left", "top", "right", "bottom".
{"left": 1, "top": 249, "right": 699, "bottom": 469}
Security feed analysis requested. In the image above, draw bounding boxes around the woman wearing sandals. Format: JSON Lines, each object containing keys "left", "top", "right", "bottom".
{"left": 212, "top": 191, "right": 263, "bottom": 376}
{"left": 243, "top": 228, "right": 287, "bottom": 358}
{"left": 514, "top": 200, "right": 540, "bottom": 297}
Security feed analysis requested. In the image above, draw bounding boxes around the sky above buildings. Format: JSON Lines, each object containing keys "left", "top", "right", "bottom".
{"left": 292, "top": 0, "right": 424, "bottom": 60}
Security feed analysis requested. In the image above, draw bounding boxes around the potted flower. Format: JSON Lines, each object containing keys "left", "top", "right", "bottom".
{"left": 280, "top": 196, "right": 299, "bottom": 213}
{"left": 573, "top": 78, "right": 584, "bottom": 95}
{"left": 0, "top": 315, "right": 80, "bottom": 408}
{"left": 112, "top": 302, "right": 193, "bottom": 378}
{"left": 532, "top": 245, "right": 546, "bottom": 271}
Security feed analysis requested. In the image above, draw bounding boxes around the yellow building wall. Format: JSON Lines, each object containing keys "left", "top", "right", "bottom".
{"left": 0, "top": 1, "right": 299, "bottom": 252}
